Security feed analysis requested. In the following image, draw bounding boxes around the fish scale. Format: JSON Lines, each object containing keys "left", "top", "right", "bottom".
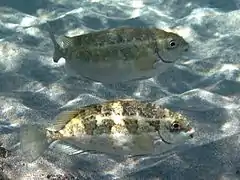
{"left": 46, "top": 24, "right": 189, "bottom": 83}
{"left": 20, "top": 99, "right": 195, "bottom": 162}
{"left": 51, "top": 99, "right": 188, "bottom": 136}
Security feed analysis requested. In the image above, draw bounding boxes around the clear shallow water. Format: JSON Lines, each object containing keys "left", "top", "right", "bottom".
{"left": 0, "top": 0, "right": 240, "bottom": 179}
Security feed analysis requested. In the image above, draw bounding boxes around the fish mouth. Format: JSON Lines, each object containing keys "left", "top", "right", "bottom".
{"left": 186, "top": 128, "right": 195, "bottom": 138}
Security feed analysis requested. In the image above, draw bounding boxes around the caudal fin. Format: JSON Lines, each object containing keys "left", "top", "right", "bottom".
{"left": 45, "top": 22, "right": 65, "bottom": 63}
{"left": 20, "top": 124, "right": 49, "bottom": 162}
{"left": 45, "top": 22, "right": 74, "bottom": 63}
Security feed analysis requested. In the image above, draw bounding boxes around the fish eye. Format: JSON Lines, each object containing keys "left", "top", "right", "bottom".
{"left": 170, "top": 122, "right": 181, "bottom": 131}
{"left": 168, "top": 39, "right": 177, "bottom": 48}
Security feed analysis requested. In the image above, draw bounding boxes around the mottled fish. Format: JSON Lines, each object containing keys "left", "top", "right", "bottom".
{"left": 47, "top": 24, "right": 189, "bottom": 83}
{"left": 20, "top": 99, "right": 195, "bottom": 162}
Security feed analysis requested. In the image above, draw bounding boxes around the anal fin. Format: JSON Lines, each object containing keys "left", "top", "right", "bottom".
{"left": 49, "top": 140, "right": 87, "bottom": 156}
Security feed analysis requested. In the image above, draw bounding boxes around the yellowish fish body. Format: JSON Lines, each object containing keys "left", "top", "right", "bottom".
{"left": 48, "top": 26, "right": 189, "bottom": 83}
{"left": 20, "top": 99, "right": 194, "bottom": 162}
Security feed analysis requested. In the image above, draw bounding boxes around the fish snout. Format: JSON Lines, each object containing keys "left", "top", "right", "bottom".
{"left": 186, "top": 127, "right": 195, "bottom": 139}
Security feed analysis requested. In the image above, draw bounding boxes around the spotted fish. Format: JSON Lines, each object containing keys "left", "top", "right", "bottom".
{"left": 20, "top": 99, "right": 194, "bottom": 162}
{"left": 47, "top": 24, "right": 189, "bottom": 84}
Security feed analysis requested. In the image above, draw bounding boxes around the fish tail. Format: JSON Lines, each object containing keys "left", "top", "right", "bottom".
{"left": 20, "top": 124, "right": 50, "bottom": 162}
{"left": 45, "top": 22, "right": 65, "bottom": 63}
{"left": 45, "top": 21, "right": 74, "bottom": 63}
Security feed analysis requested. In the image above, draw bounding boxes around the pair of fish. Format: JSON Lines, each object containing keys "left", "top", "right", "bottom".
{"left": 47, "top": 23, "right": 189, "bottom": 84}
{"left": 20, "top": 99, "right": 195, "bottom": 162}
{"left": 19, "top": 25, "right": 193, "bottom": 162}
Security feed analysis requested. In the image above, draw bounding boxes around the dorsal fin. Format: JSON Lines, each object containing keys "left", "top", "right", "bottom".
{"left": 47, "top": 110, "right": 79, "bottom": 131}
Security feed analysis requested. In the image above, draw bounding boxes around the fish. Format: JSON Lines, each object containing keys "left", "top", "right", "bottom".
{"left": 46, "top": 23, "right": 189, "bottom": 84}
{"left": 19, "top": 99, "right": 195, "bottom": 162}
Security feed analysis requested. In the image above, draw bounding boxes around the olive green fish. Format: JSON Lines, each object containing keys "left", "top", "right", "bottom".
{"left": 20, "top": 99, "right": 194, "bottom": 162}
{"left": 47, "top": 24, "right": 189, "bottom": 83}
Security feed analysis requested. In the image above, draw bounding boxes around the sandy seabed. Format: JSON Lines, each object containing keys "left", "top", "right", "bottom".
{"left": 0, "top": 0, "right": 240, "bottom": 179}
